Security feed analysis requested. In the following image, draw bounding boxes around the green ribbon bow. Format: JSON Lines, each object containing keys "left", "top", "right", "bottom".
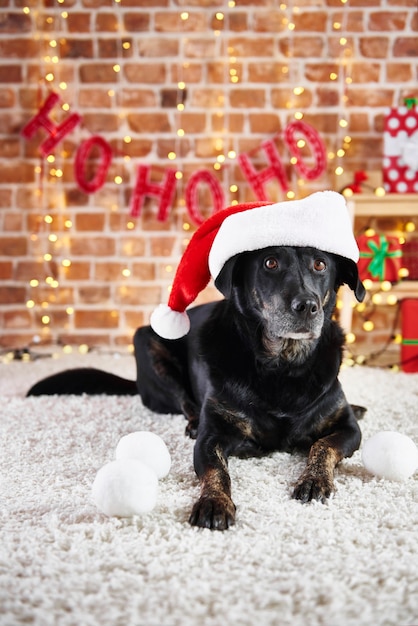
{"left": 360, "top": 235, "right": 402, "bottom": 282}
{"left": 404, "top": 97, "right": 417, "bottom": 110}
{"left": 402, "top": 339, "right": 418, "bottom": 346}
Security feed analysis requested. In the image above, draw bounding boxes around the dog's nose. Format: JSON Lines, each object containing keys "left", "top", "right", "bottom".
{"left": 291, "top": 296, "right": 319, "bottom": 318}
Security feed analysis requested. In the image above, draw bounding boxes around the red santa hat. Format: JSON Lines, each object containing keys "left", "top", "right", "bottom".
{"left": 150, "top": 190, "right": 359, "bottom": 340}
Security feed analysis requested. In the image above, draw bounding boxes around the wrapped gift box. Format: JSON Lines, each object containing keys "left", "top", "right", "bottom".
{"left": 383, "top": 104, "right": 418, "bottom": 193}
{"left": 402, "top": 239, "right": 418, "bottom": 280}
{"left": 401, "top": 299, "right": 418, "bottom": 373}
{"left": 357, "top": 233, "right": 402, "bottom": 282}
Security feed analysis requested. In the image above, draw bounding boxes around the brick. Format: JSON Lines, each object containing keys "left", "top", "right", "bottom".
{"left": 120, "top": 238, "right": 146, "bottom": 256}
{"left": 0, "top": 262, "right": 13, "bottom": 279}
{"left": 230, "top": 89, "right": 265, "bottom": 108}
{"left": 123, "top": 12, "right": 150, "bottom": 31}
{"left": 74, "top": 310, "right": 119, "bottom": 329}
{"left": 95, "top": 262, "right": 126, "bottom": 281}
{"left": 67, "top": 13, "right": 93, "bottom": 33}
{"left": 313, "top": 65, "right": 340, "bottom": 90}
{"left": 127, "top": 112, "right": 171, "bottom": 133}
{"left": 0, "top": 65, "right": 21, "bottom": 82}
{"left": 0, "top": 138, "right": 19, "bottom": 158}
{"left": 293, "top": 11, "right": 327, "bottom": 31}
{"left": 3, "top": 310, "right": 32, "bottom": 329}
{"left": 150, "top": 236, "right": 177, "bottom": 257}
{"left": 157, "top": 136, "right": 190, "bottom": 159}
{"left": 328, "top": 37, "right": 357, "bottom": 59}
{"left": 61, "top": 39, "right": 94, "bottom": 59}
{"left": 79, "top": 63, "right": 117, "bottom": 82}
{"left": 79, "top": 286, "right": 111, "bottom": 303}
{"left": 0, "top": 189, "right": 12, "bottom": 208}
{"left": 15, "top": 260, "right": 54, "bottom": 281}
{"left": 393, "top": 38, "right": 418, "bottom": 57}
{"left": 65, "top": 188, "right": 90, "bottom": 206}
{"left": 369, "top": 11, "right": 408, "bottom": 31}
{"left": 137, "top": 39, "right": 179, "bottom": 58}
{"left": 82, "top": 112, "right": 120, "bottom": 133}
{"left": 64, "top": 262, "right": 91, "bottom": 281}
{"left": 359, "top": 37, "right": 389, "bottom": 58}
{"left": 351, "top": 62, "right": 381, "bottom": 83}
{"left": 125, "top": 311, "right": 145, "bottom": 330}
{"left": 253, "top": 12, "right": 286, "bottom": 33}
{"left": 0, "top": 38, "right": 41, "bottom": 58}
{"left": 184, "top": 38, "right": 217, "bottom": 59}
{"left": 349, "top": 113, "right": 371, "bottom": 132}
{"left": 0, "top": 237, "right": 27, "bottom": 256}
{"left": 177, "top": 112, "right": 205, "bottom": 134}
{"left": 271, "top": 88, "right": 312, "bottom": 109}
{"left": 248, "top": 62, "right": 290, "bottom": 83}
{"left": 0, "top": 88, "right": 15, "bottom": 107}
{"left": 249, "top": 113, "right": 281, "bottom": 134}
{"left": 171, "top": 63, "right": 202, "bottom": 83}
{"left": 115, "top": 286, "right": 161, "bottom": 305}
{"left": 69, "top": 237, "right": 115, "bottom": 256}
{"left": 75, "top": 213, "right": 106, "bottom": 231}
{"left": 279, "top": 36, "right": 324, "bottom": 58}
{"left": 332, "top": 10, "right": 364, "bottom": 32}
{"left": 124, "top": 63, "right": 167, "bottom": 83}
{"left": 114, "top": 138, "right": 153, "bottom": 158}
{"left": 78, "top": 88, "right": 112, "bottom": 108}
{"left": 191, "top": 88, "right": 225, "bottom": 108}
{"left": 98, "top": 38, "right": 133, "bottom": 59}
{"left": 0, "top": 286, "right": 26, "bottom": 304}
{"left": 0, "top": 12, "right": 32, "bottom": 33}
{"left": 95, "top": 12, "right": 118, "bottom": 32}
{"left": 386, "top": 63, "right": 413, "bottom": 81}
{"left": 155, "top": 11, "right": 208, "bottom": 32}
{"left": 117, "top": 89, "right": 156, "bottom": 108}
{"left": 317, "top": 88, "right": 339, "bottom": 107}
{"left": 132, "top": 262, "right": 156, "bottom": 281}
{"left": 347, "top": 88, "right": 394, "bottom": 107}
{"left": 211, "top": 113, "right": 244, "bottom": 133}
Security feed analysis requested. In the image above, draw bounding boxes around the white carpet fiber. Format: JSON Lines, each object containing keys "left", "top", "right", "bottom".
{"left": 1, "top": 353, "right": 417, "bottom": 626}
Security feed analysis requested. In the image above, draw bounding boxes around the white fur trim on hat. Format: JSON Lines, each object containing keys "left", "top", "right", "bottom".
{"left": 209, "top": 191, "right": 358, "bottom": 280}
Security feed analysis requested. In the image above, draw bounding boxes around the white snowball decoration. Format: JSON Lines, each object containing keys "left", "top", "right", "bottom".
{"left": 92, "top": 459, "right": 158, "bottom": 517}
{"left": 362, "top": 431, "right": 418, "bottom": 482}
{"left": 115, "top": 431, "right": 171, "bottom": 479}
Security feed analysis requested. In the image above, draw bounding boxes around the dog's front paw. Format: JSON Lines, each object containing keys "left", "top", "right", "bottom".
{"left": 292, "top": 474, "right": 335, "bottom": 504}
{"left": 189, "top": 495, "right": 236, "bottom": 530}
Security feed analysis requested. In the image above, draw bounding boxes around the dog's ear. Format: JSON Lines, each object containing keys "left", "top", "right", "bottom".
{"left": 214, "top": 256, "right": 239, "bottom": 298}
{"left": 334, "top": 256, "right": 366, "bottom": 302}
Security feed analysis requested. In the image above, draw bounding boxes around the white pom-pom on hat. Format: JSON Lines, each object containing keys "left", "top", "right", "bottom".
{"left": 150, "top": 190, "right": 359, "bottom": 340}
{"left": 150, "top": 304, "right": 190, "bottom": 341}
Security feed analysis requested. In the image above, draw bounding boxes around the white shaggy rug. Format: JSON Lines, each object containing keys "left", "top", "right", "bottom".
{"left": 1, "top": 352, "right": 417, "bottom": 626}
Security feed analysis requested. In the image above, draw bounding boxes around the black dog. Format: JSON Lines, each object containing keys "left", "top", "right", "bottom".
{"left": 28, "top": 245, "right": 366, "bottom": 530}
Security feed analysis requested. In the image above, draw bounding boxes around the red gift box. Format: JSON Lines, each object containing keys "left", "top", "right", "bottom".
{"left": 383, "top": 104, "right": 418, "bottom": 193}
{"left": 357, "top": 233, "right": 402, "bottom": 282}
{"left": 402, "top": 239, "right": 418, "bottom": 280}
{"left": 401, "top": 299, "right": 418, "bottom": 373}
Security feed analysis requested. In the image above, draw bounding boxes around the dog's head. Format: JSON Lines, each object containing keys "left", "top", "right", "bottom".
{"left": 215, "top": 246, "right": 365, "bottom": 355}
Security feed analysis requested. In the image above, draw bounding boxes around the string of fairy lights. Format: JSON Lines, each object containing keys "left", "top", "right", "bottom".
{"left": 9, "top": 0, "right": 416, "bottom": 366}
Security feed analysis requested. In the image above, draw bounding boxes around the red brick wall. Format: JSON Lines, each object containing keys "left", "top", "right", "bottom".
{"left": 0, "top": 0, "right": 417, "bottom": 353}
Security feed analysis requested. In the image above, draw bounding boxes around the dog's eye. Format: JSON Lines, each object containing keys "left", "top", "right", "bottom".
{"left": 264, "top": 257, "right": 279, "bottom": 271}
{"left": 313, "top": 259, "right": 327, "bottom": 272}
